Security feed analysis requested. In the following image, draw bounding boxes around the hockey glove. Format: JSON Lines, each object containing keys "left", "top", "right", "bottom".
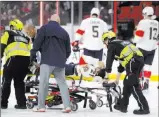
{"left": 72, "top": 41, "right": 80, "bottom": 52}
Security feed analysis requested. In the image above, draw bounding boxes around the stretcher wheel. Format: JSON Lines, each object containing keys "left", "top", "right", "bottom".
{"left": 27, "top": 100, "right": 34, "bottom": 109}
{"left": 89, "top": 100, "right": 96, "bottom": 110}
{"left": 96, "top": 99, "right": 103, "bottom": 107}
{"left": 71, "top": 102, "right": 78, "bottom": 111}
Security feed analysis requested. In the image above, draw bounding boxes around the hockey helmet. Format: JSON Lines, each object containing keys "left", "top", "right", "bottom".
{"left": 91, "top": 8, "right": 100, "bottom": 16}
{"left": 102, "top": 31, "right": 116, "bottom": 42}
{"left": 142, "top": 6, "right": 154, "bottom": 16}
{"left": 9, "top": 19, "right": 24, "bottom": 31}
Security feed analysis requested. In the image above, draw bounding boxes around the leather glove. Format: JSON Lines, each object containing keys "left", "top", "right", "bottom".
{"left": 30, "top": 55, "right": 37, "bottom": 63}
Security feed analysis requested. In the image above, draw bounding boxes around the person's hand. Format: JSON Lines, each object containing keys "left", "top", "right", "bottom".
{"left": 72, "top": 41, "right": 80, "bottom": 52}
{"left": 103, "top": 77, "right": 109, "bottom": 83}
{"left": 33, "top": 61, "right": 40, "bottom": 68}
{"left": 72, "top": 46, "right": 80, "bottom": 52}
{"left": 30, "top": 55, "right": 36, "bottom": 63}
{"left": 98, "top": 61, "right": 105, "bottom": 69}
{"left": 71, "top": 41, "right": 79, "bottom": 47}
{"left": 114, "top": 79, "right": 119, "bottom": 85}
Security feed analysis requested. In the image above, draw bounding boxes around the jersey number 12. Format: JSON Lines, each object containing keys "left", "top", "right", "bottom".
{"left": 92, "top": 26, "right": 99, "bottom": 38}
{"left": 149, "top": 27, "right": 158, "bottom": 40}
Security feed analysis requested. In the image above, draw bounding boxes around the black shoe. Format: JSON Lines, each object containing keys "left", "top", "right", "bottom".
{"left": 120, "top": 108, "right": 128, "bottom": 113}
{"left": 114, "top": 104, "right": 120, "bottom": 111}
{"left": 114, "top": 104, "right": 128, "bottom": 113}
{"left": 133, "top": 109, "right": 150, "bottom": 115}
{"left": 14, "top": 105, "right": 27, "bottom": 109}
{"left": 1, "top": 105, "right": 8, "bottom": 109}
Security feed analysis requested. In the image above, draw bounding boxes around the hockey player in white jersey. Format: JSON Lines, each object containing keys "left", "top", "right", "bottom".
{"left": 133, "top": 6, "right": 159, "bottom": 90}
{"left": 72, "top": 7, "right": 108, "bottom": 61}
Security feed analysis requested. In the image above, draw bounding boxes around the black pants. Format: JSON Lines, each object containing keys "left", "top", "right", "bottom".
{"left": 139, "top": 48, "right": 155, "bottom": 65}
{"left": 83, "top": 48, "right": 103, "bottom": 61}
{"left": 120, "top": 56, "right": 149, "bottom": 110}
{"left": 1, "top": 56, "right": 30, "bottom": 106}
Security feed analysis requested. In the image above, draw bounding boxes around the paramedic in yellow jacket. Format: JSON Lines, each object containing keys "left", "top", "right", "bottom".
{"left": 1, "top": 19, "right": 36, "bottom": 109}
{"left": 102, "top": 31, "right": 150, "bottom": 115}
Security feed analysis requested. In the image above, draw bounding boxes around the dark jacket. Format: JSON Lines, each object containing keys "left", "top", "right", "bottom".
{"left": 31, "top": 21, "right": 71, "bottom": 68}
{"left": 105, "top": 40, "right": 132, "bottom": 73}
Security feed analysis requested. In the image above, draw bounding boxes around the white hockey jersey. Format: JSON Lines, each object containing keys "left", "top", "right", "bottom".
{"left": 75, "top": 17, "right": 108, "bottom": 50}
{"left": 134, "top": 19, "right": 159, "bottom": 51}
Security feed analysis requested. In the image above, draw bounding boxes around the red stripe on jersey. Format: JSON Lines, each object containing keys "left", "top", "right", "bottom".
{"left": 135, "top": 30, "right": 144, "bottom": 37}
{"left": 79, "top": 56, "right": 87, "bottom": 65}
{"left": 139, "top": 72, "right": 142, "bottom": 78}
{"left": 144, "top": 71, "right": 151, "bottom": 78}
{"left": 76, "top": 29, "right": 85, "bottom": 35}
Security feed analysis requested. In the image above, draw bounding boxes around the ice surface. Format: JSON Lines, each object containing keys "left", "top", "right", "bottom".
{"left": 1, "top": 81, "right": 158, "bottom": 117}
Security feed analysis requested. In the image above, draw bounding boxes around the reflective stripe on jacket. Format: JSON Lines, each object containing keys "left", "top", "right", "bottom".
{"left": 1, "top": 30, "right": 31, "bottom": 62}
{"left": 118, "top": 44, "right": 143, "bottom": 67}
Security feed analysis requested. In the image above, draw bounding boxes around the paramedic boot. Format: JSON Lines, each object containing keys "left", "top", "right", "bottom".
{"left": 134, "top": 95, "right": 150, "bottom": 115}
{"left": 133, "top": 109, "right": 150, "bottom": 115}
{"left": 1, "top": 100, "right": 8, "bottom": 109}
{"left": 114, "top": 104, "right": 127, "bottom": 113}
{"left": 114, "top": 97, "right": 128, "bottom": 113}
{"left": 1, "top": 104, "right": 8, "bottom": 109}
{"left": 14, "top": 104, "right": 27, "bottom": 109}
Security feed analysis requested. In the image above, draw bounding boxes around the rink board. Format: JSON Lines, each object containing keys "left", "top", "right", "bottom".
{"left": 0, "top": 71, "right": 158, "bottom": 81}
{"left": 0, "top": 47, "right": 158, "bottom": 81}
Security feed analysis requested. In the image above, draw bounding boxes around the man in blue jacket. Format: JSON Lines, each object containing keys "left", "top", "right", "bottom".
{"left": 31, "top": 14, "right": 71, "bottom": 113}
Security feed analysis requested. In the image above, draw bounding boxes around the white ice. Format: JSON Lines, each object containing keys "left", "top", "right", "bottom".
{"left": 1, "top": 81, "right": 158, "bottom": 117}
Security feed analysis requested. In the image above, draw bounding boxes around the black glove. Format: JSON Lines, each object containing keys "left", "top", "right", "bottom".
{"left": 72, "top": 45, "right": 80, "bottom": 52}
{"left": 72, "top": 41, "right": 80, "bottom": 52}
{"left": 30, "top": 55, "right": 37, "bottom": 63}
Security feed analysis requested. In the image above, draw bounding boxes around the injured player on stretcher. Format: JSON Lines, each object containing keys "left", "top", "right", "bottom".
{"left": 28, "top": 55, "right": 106, "bottom": 83}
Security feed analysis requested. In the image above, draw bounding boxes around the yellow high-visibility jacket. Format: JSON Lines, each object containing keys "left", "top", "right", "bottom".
{"left": 1, "top": 30, "right": 31, "bottom": 63}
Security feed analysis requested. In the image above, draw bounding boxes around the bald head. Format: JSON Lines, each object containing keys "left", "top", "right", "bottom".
{"left": 50, "top": 14, "right": 60, "bottom": 24}
{"left": 23, "top": 24, "right": 36, "bottom": 38}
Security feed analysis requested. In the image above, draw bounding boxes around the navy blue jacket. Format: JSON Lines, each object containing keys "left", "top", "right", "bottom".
{"left": 31, "top": 21, "right": 71, "bottom": 68}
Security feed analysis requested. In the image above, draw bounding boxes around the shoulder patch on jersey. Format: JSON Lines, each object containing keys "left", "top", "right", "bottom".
{"left": 135, "top": 30, "right": 144, "bottom": 37}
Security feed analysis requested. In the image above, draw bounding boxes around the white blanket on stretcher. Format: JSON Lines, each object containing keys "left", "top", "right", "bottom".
{"left": 29, "top": 76, "right": 103, "bottom": 88}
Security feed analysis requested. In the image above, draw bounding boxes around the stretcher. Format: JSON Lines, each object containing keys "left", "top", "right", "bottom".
{"left": 25, "top": 70, "right": 121, "bottom": 112}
